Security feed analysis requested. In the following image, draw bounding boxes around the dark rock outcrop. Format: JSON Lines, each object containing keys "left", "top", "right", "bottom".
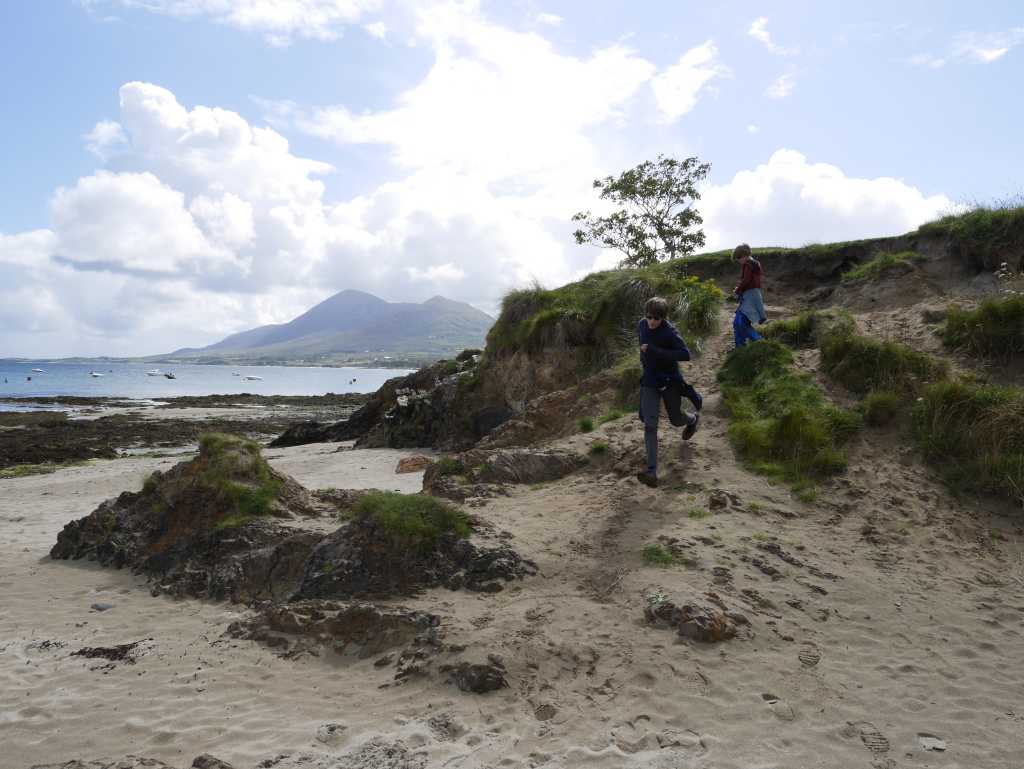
{"left": 446, "top": 660, "right": 509, "bottom": 693}
{"left": 293, "top": 516, "right": 536, "bottom": 599}
{"left": 226, "top": 600, "right": 440, "bottom": 659}
{"left": 422, "top": 447, "right": 585, "bottom": 501}
{"left": 644, "top": 593, "right": 741, "bottom": 643}
{"left": 50, "top": 436, "right": 323, "bottom": 602}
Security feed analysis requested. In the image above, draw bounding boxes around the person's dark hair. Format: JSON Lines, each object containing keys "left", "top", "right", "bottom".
{"left": 733, "top": 243, "right": 752, "bottom": 261}
{"left": 644, "top": 296, "right": 669, "bottom": 320}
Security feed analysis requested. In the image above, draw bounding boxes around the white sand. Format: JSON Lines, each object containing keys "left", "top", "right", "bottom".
{"left": 3, "top": 326, "right": 1024, "bottom": 767}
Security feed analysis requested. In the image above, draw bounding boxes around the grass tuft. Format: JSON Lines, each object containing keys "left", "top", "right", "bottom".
{"left": 196, "top": 432, "right": 282, "bottom": 521}
{"left": 642, "top": 544, "right": 676, "bottom": 567}
{"left": 861, "top": 390, "right": 902, "bottom": 426}
{"left": 588, "top": 441, "right": 609, "bottom": 456}
{"left": 578, "top": 416, "right": 595, "bottom": 433}
{"left": 913, "top": 380, "right": 1024, "bottom": 503}
{"left": 718, "top": 341, "right": 861, "bottom": 488}
{"left": 819, "top": 326, "right": 947, "bottom": 395}
{"left": 598, "top": 408, "right": 625, "bottom": 425}
{"left": 942, "top": 295, "right": 1024, "bottom": 359}
{"left": 918, "top": 204, "right": 1024, "bottom": 271}
{"left": 434, "top": 456, "right": 466, "bottom": 477}
{"left": 841, "top": 251, "right": 921, "bottom": 282}
{"left": 353, "top": 491, "right": 472, "bottom": 551}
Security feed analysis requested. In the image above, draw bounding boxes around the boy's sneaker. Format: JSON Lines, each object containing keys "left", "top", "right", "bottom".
{"left": 636, "top": 471, "right": 658, "bottom": 488}
{"left": 682, "top": 412, "right": 700, "bottom": 440}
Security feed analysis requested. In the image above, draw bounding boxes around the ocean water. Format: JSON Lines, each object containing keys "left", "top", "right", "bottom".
{"left": 0, "top": 361, "right": 413, "bottom": 410}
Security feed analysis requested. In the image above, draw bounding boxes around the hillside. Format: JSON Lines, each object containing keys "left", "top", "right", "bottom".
{"left": 163, "top": 290, "right": 493, "bottom": 366}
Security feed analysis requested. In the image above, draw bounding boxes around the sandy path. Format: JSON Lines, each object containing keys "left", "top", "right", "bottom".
{"left": 3, "top": 320, "right": 1024, "bottom": 768}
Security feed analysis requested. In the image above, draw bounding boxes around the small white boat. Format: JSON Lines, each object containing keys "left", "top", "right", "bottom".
{"left": 164, "top": 372, "right": 177, "bottom": 380}
{"left": 89, "top": 371, "right": 104, "bottom": 378}
{"left": 31, "top": 368, "right": 47, "bottom": 374}
{"left": 146, "top": 369, "right": 162, "bottom": 376}
{"left": 232, "top": 372, "right": 241, "bottom": 376}
{"left": 242, "top": 375, "right": 264, "bottom": 381}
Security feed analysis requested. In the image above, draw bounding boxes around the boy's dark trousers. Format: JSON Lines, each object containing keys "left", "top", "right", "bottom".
{"left": 639, "top": 381, "right": 697, "bottom": 473}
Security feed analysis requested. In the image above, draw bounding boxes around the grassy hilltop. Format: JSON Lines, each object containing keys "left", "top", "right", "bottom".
{"left": 470, "top": 203, "right": 1024, "bottom": 505}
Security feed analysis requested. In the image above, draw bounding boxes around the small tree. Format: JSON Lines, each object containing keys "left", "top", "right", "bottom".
{"left": 572, "top": 154, "right": 710, "bottom": 268}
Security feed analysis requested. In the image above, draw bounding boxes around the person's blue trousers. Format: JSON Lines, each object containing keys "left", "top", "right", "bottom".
{"left": 733, "top": 309, "right": 762, "bottom": 348}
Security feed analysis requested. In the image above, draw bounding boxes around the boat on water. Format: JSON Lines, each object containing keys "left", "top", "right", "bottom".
{"left": 31, "top": 368, "right": 47, "bottom": 374}
{"left": 164, "top": 372, "right": 177, "bottom": 380}
{"left": 242, "top": 375, "right": 264, "bottom": 381}
{"left": 146, "top": 369, "right": 162, "bottom": 376}
{"left": 89, "top": 371, "right": 104, "bottom": 378}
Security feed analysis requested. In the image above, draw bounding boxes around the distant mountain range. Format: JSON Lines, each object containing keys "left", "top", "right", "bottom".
{"left": 160, "top": 290, "right": 493, "bottom": 366}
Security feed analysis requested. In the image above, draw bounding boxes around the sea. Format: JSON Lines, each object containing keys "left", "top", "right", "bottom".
{"left": 0, "top": 361, "right": 414, "bottom": 411}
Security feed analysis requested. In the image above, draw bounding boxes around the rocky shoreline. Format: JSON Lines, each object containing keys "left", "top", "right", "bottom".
{"left": 0, "top": 394, "right": 368, "bottom": 472}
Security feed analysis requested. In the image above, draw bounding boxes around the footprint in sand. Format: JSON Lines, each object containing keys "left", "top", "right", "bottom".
{"left": 844, "top": 721, "right": 890, "bottom": 755}
{"left": 917, "top": 732, "right": 947, "bottom": 752}
{"left": 761, "top": 693, "right": 796, "bottom": 721}
{"left": 798, "top": 642, "right": 821, "bottom": 667}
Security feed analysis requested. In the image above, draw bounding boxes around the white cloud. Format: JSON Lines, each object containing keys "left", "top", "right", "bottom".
{"left": 748, "top": 17, "right": 795, "bottom": 56}
{"left": 747, "top": 124, "right": 759, "bottom": 134}
{"left": 83, "top": 120, "right": 128, "bottom": 159}
{"left": 953, "top": 28, "right": 1024, "bottom": 62}
{"left": 701, "top": 149, "right": 952, "bottom": 250}
{"left": 536, "top": 12, "right": 561, "bottom": 27}
{"left": 80, "top": 0, "right": 382, "bottom": 45}
{"left": 364, "top": 20, "right": 387, "bottom": 38}
{"left": 651, "top": 41, "right": 727, "bottom": 122}
{"left": 0, "top": 230, "right": 58, "bottom": 268}
{"left": 766, "top": 72, "right": 796, "bottom": 99}
{"left": 50, "top": 171, "right": 231, "bottom": 272}
{"left": 405, "top": 262, "right": 466, "bottom": 283}
{"left": 912, "top": 26, "right": 1024, "bottom": 68}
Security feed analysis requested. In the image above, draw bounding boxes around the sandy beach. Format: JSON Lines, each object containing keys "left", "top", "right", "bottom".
{"left": 4, "top": 352, "right": 1024, "bottom": 769}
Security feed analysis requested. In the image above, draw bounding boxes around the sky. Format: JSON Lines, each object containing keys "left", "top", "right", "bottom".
{"left": 1, "top": 1, "right": 1022, "bottom": 358}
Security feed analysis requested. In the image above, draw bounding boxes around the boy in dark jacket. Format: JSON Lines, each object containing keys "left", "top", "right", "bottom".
{"left": 636, "top": 297, "right": 701, "bottom": 488}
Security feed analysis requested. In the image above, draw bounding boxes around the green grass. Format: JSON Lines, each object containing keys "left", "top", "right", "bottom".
{"left": 819, "top": 325, "right": 948, "bottom": 395}
{"left": 353, "top": 491, "right": 472, "bottom": 551}
{"left": 578, "top": 416, "right": 595, "bottom": 433}
{"left": 434, "top": 456, "right": 466, "bottom": 477}
{"left": 762, "top": 312, "right": 818, "bottom": 348}
{"left": 588, "top": 441, "right": 609, "bottom": 456}
{"left": 196, "top": 432, "right": 282, "bottom": 521}
{"left": 687, "top": 507, "right": 710, "bottom": 519}
{"left": 861, "top": 390, "right": 902, "bottom": 426}
{"left": 598, "top": 408, "right": 626, "bottom": 425}
{"left": 943, "top": 295, "right": 1024, "bottom": 359}
{"left": 0, "top": 461, "right": 86, "bottom": 479}
{"left": 841, "top": 251, "right": 921, "bottom": 282}
{"left": 642, "top": 544, "right": 676, "bottom": 567}
{"left": 918, "top": 204, "right": 1024, "bottom": 270}
{"left": 486, "top": 267, "right": 723, "bottom": 368}
{"left": 913, "top": 380, "right": 1024, "bottom": 502}
{"left": 718, "top": 340, "right": 861, "bottom": 487}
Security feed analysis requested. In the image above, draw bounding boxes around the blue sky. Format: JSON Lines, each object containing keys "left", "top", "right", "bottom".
{"left": 1, "top": 0, "right": 1021, "bottom": 356}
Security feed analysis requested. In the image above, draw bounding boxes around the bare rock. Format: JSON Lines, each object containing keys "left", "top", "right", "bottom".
{"left": 292, "top": 516, "right": 536, "bottom": 599}
{"left": 448, "top": 660, "right": 508, "bottom": 693}
{"left": 50, "top": 436, "right": 321, "bottom": 603}
{"left": 29, "top": 760, "right": 183, "bottom": 769}
{"left": 191, "top": 758, "right": 236, "bottom": 769}
{"left": 645, "top": 593, "right": 738, "bottom": 643}
{"left": 226, "top": 600, "right": 440, "bottom": 659}
{"left": 395, "top": 456, "right": 432, "bottom": 474}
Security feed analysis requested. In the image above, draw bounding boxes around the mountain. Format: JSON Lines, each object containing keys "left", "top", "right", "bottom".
{"left": 166, "top": 290, "right": 493, "bottom": 365}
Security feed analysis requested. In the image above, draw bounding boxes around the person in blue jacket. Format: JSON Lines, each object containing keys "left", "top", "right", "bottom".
{"left": 636, "top": 296, "right": 701, "bottom": 488}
